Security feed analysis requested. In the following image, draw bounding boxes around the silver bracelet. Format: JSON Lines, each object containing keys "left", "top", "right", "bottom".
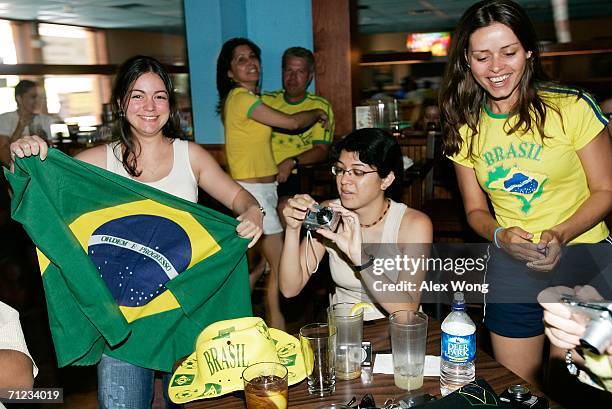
{"left": 257, "top": 206, "right": 266, "bottom": 217}
{"left": 565, "top": 349, "right": 578, "bottom": 376}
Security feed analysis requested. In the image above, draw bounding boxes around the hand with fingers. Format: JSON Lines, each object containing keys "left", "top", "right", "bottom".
{"left": 314, "top": 109, "right": 329, "bottom": 130}
{"left": 315, "top": 202, "right": 363, "bottom": 266}
{"left": 496, "top": 226, "right": 546, "bottom": 264}
{"left": 275, "top": 159, "right": 293, "bottom": 183}
{"left": 9, "top": 135, "right": 49, "bottom": 167}
{"left": 574, "top": 285, "right": 607, "bottom": 303}
{"left": 538, "top": 285, "right": 612, "bottom": 356}
{"left": 282, "top": 194, "right": 318, "bottom": 230}
{"left": 538, "top": 286, "right": 588, "bottom": 350}
{"left": 539, "top": 285, "right": 612, "bottom": 391}
{"left": 526, "top": 229, "right": 563, "bottom": 272}
{"left": 236, "top": 205, "right": 264, "bottom": 248}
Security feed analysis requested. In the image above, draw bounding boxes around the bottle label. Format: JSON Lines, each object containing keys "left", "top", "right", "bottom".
{"left": 441, "top": 332, "right": 475, "bottom": 363}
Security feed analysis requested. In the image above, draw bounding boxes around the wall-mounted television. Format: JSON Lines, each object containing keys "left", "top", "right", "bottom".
{"left": 406, "top": 32, "right": 451, "bottom": 57}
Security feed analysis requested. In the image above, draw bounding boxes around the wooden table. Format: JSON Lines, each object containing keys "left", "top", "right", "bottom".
{"left": 186, "top": 319, "right": 560, "bottom": 408}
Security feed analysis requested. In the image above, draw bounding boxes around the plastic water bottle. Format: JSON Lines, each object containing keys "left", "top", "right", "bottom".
{"left": 440, "top": 292, "right": 476, "bottom": 396}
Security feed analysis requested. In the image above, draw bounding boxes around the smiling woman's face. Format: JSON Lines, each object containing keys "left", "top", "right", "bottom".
{"left": 125, "top": 72, "right": 170, "bottom": 139}
{"left": 228, "top": 45, "right": 261, "bottom": 88}
{"left": 467, "top": 22, "right": 531, "bottom": 112}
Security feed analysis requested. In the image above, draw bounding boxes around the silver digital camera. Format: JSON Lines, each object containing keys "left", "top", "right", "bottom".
{"left": 560, "top": 294, "right": 612, "bottom": 355}
{"left": 303, "top": 204, "right": 339, "bottom": 231}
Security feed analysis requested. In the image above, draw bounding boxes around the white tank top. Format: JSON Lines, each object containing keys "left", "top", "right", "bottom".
{"left": 326, "top": 199, "right": 407, "bottom": 321}
{"left": 105, "top": 139, "right": 198, "bottom": 203}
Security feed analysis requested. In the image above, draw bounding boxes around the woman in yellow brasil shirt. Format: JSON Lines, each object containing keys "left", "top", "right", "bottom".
{"left": 216, "top": 38, "right": 328, "bottom": 330}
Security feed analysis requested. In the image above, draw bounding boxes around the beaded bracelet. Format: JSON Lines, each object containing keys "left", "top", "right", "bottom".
{"left": 493, "top": 227, "right": 505, "bottom": 248}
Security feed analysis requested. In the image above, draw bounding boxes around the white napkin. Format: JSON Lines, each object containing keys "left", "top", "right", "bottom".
{"left": 373, "top": 354, "right": 440, "bottom": 377}
{"left": 402, "top": 156, "right": 414, "bottom": 170}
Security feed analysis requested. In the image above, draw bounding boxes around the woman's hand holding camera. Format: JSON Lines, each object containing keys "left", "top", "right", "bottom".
{"left": 314, "top": 202, "right": 363, "bottom": 267}
{"left": 283, "top": 194, "right": 317, "bottom": 230}
{"left": 538, "top": 285, "right": 588, "bottom": 350}
{"left": 538, "top": 285, "right": 611, "bottom": 355}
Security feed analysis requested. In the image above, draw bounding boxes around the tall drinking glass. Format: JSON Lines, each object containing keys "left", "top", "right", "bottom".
{"left": 299, "top": 323, "right": 336, "bottom": 396}
{"left": 389, "top": 310, "right": 428, "bottom": 390}
{"left": 242, "top": 362, "right": 288, "bottom": 409}
{"left": 327, "top": 303, "right": 363, "bottom": 380}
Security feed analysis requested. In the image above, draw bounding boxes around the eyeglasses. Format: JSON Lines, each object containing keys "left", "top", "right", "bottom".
{"left": 331, "top": 165, "right": 378, "bottom": 178}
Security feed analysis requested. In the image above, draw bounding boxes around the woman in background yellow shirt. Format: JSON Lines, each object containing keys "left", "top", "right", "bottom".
{"left": 216, "top": 37, "right": 327, "bottom": 330}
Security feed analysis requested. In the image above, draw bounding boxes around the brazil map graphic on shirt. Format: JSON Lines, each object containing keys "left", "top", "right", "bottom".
{"left": 5, "top": 149, "right": 252, "bottom": 371}
{"left": 485, "top": 165, "right": 548, "bottom": 214}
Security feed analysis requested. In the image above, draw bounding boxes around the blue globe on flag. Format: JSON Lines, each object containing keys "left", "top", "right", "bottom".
{"left": 503, "top": 172, "right": 539, "bottom": 194}
{"left": 88, "top": 215, "right": 191, "bottom": 307}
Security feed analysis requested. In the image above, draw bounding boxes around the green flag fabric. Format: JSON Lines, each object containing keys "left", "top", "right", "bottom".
{"left": 5, "top": 148, "right": 252, "bottom": 372}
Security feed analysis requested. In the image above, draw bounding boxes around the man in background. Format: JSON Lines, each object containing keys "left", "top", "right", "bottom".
{"left": 0, "top": 80, "right": 57, "bottom": 165}
{"left": 262, "top": 47, "right": 335, "bottom": 212}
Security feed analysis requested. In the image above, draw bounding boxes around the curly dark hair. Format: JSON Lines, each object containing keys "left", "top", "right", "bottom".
{"left": 111, "top": 55, "right": 184, "bottom": 177}
{"left": 216, "top": 38, "right": 261, "bottom": 117}
{"left": 439, "top": 0, "right": 556, "bottom": 158}
{"left": 330, "top": 128, "right": 403, "bottom": 201}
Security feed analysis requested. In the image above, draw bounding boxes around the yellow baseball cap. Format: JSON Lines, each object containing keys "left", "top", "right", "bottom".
{"left": 168, "top": 317, "right": 306, "bottom": 403}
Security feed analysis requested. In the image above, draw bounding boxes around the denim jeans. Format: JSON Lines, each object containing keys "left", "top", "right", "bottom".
{"left": 97, "top": 354, "right": 182, "bottom": 409}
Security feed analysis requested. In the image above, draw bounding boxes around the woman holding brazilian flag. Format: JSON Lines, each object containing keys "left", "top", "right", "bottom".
{"left": 7, "top": 56, "right": 264, "bottom": 409}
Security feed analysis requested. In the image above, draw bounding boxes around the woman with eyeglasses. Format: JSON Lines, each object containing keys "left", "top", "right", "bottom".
{"left": 279, "top": 128, "right": 433, "bottom": 320}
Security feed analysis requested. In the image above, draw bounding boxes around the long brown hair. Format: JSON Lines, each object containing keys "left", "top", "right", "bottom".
{"left": 440, "top": 0, "right": 555, "bottom": 158}
{"left": 111, "top": 55, "right": 184, "bottom": 177}
{"left": 215, "top": 38, "right": 261, "bottom": 118}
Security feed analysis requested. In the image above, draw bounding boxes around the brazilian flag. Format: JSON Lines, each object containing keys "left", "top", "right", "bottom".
{"left": 5, "top": 149, "right": 252, "bottom": 372}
